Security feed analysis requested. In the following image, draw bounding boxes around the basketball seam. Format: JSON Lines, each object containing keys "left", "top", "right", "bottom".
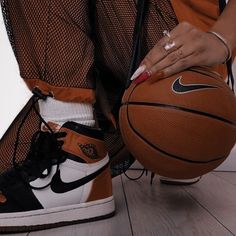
{"left": 123, "top": 102, "right": 236, "bottom": 127}
{"left": 125, "top": 104, "right": 227, "bottom": 164}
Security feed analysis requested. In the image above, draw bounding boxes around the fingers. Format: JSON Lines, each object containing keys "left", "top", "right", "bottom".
{"left": 148, "top": 52, "right": 196, "bottom": 83}
{"left": 141, "top": 38, "right": 181, "bottom": 70}
{"left": 133, "top": 42, "right": 197, "bottom": 84}
{"left": 149, "top": 42, "right": 197, "bottom": 76}
{"left": 140, "top": 22, "right": 193, "bottom": 70}
{"left": 131, "top": 22, "right": 216, "bottom": 85}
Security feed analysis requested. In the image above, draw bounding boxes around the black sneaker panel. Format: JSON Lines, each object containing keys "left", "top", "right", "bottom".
{"left": 0, "top": 179, "right": 43, "bottom": 213}
{"left": 62, "top": 151, "right": 86, "bottom": 163}
{"left": 62, "top": 122, "right": 104, "bottom": 140}
{"left": 0, "top": 168, "right": 43, "bottom": 213}
{"left": 0, "top": 193, "right": 24, "bottom": 213}
{"left": 0, "top": 168, "right": 20, "bottom": 188}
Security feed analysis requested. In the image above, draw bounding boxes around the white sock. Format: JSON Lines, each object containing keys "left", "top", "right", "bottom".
{"left": 38, "top": 97, "right": 95, "bottom": 127}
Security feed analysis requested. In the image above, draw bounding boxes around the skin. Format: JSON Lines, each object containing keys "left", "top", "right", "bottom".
{"left": 133, "top": 0, "right": 236, "bottom": 83}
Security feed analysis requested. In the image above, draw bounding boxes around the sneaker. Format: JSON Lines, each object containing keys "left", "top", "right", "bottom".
{"left": 0, "top": 122, "right": 115, "bottom": 233}
{"left": 159, "top": 176, "right": 201, "bottom": 185}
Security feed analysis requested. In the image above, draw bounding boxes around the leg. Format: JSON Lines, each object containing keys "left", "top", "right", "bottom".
{"left": 0, "top": 1, "right": 114, "bottom": 232}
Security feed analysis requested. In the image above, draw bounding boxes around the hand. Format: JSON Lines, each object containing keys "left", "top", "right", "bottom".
{"left": 131, "top": 22, "right": 229, "bottom": 84}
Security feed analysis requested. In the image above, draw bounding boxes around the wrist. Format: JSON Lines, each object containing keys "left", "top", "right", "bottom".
{"left": 207, "top": 30, "right": 232, "bottom": 63}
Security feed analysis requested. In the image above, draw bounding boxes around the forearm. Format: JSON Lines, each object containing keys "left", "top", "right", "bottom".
{"left": 211, "top": 0, "right": 236, "bottom": 50}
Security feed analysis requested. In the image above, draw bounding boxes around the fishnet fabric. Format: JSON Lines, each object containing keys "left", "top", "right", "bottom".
{"left": 1, "top": 0, "right": 17, "bottom": 58}
{"left": 1, "top": 0, "right": 95, "bottom": 88}
{"left": 0, "top": 0, "right": 178, "bottom": 176}
{"left": 95, "top": 0, "right": 178, "bottom": 108}
{"left": 0, "top": 98, "right": 41, "bottom": 173}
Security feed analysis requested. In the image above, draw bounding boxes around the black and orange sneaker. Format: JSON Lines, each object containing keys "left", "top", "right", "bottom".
{"left": 0, "top": 122, "right": 114, "bottom": 233}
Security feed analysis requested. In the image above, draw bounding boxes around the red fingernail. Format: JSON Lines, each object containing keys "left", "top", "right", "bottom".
{"left": 134, "top": 71, "right": 151, "bottom": 84}
{"left": 148, "top": 71, "right": 165, "bottom": 84}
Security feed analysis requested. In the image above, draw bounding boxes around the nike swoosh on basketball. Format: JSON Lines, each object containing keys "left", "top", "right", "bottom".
{"left": 50, "top": 161, "right": 109, "bottom": 194}
{"left": 172, "top": 76, "right": 218, "bottom": 94}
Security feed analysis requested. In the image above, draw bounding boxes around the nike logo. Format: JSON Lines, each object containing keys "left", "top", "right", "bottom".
{"left": 172, "top": 76, "right": 218, "bottom": 94}
{"left": 50, "top": 161, "right": 110, "bottom": 194}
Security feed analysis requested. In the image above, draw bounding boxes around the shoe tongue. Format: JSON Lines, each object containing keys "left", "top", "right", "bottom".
{"left": 61, "top": 122, "right": 104, "bottom": 140}
{"left": 62, "top": 121, "right": 84, "bottom": 129}
{"left": 61, "top": 122, "right": 91, "bottom": 133}
{"left": 41, "top": 121, "right": 85, "bottom": 133}
{"left": 41, "top": 122, "right": 61, "bottom": 132}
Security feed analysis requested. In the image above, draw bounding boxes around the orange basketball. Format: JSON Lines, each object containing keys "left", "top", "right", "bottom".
{"left": 119, "top": 70, "right": 236, "bottom": 179}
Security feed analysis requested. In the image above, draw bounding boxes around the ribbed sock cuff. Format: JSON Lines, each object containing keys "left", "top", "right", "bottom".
{"left": 38, "top": 97, "right": 95, "bottom": 127}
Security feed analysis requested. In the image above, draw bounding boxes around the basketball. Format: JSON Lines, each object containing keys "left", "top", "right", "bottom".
{"left": 119, "top": 70, "right": 236, "bottom": 179}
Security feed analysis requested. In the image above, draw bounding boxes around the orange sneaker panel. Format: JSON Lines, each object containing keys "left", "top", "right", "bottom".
{"left": 60, "top": 127, "right": 107, "bottom": 164}
{"left": 86, "top": 166, "right": 113, "bottom": 203}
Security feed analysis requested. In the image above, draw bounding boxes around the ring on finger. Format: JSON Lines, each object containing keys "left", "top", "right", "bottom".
{"left": 164, "top": 41, "right": 176, "bottom": 51}
{"left": 163, "top": 30, "right": 176, "bottom": 51}
{"left": 163, "top": 30, "right": 171, "bottom": 38}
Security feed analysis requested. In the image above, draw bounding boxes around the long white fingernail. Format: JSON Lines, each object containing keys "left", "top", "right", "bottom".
{"left": 130, "top": 65, "right": 147, "bottom": 81}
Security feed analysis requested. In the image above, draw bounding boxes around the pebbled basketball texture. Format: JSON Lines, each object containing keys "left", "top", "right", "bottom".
{"left": 119, "top": 69, "right": 236, "bottom": 179}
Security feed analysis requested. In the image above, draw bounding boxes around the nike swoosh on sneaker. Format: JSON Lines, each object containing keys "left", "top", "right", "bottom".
{"left": 50, "top": 161, "right": 110, "bottom": 194}
{"left": 172, "top": 76, "right": 218, "bottom": 94}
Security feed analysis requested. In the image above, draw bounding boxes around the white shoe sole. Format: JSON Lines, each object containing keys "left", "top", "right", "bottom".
{"left": 0, "top": 196, "right": 115, "bottom": 233}
{"left": 159, "top": 176, "right": 201, "bottom": 185}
